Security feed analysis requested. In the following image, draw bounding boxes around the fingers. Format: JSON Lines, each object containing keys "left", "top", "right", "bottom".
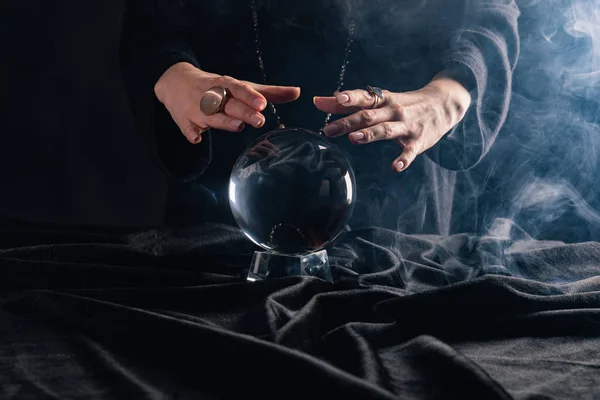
{"left": 161, "top": 67, "right": 301, "bottom": 146}
{"left": 219, "top": 76, "right": 267, "bottom": 111}
{"left": 337, "top": 88, "right": 389, "bottom": 109}
{"left": 202, "top": 78, "right": 298, "bottom": 128}
{"left": 347, "top": 121, "right": 410, "bottom": 145}
{"left": 182, "top": 123, "right": 208, "bottom": 144}
{"left": 314, "top": 88, "right": 390, "bottom": 114}
{"left": 188, "top": 110, "right": 245, "bottom": 136}
{"left": 205, "top": 112, "right": 246, "bottom": 133}
{"left": 313, "top": 96, "right": 361, "bottom": 115}
{"left": 347, "top": 121, "right": 419, "bottom": 171}
{"left": 223, "top": 98, "right": 266, "bottom": 128}
{"left": 246, "top": 82, "right": 301, "bottom": 104}
{"left": 322, "top": 106, "right": 402, "bottom": 137}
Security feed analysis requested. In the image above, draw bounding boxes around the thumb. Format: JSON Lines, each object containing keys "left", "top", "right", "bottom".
{"left": 182, "top": 123, "right": 205, "bottom": 144}
{"left": 392, "top": 145, "right": 419, "bottom": 172}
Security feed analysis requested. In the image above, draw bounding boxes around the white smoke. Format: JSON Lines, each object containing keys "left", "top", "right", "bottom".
{"left": 563, "top": 0, "right": 600, "bottom": 92}
{"left": 513, "top": 179, "right": 600, "bottom": 227}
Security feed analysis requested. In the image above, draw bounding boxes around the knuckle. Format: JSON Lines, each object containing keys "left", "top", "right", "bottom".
{"left": 361, "top": 110, "right": 377, "bottom": 126}
{"left": 338, "top": 119, "right": 351, "bottom": 133}
{"left": 391, "top": 104, "right": 405, "bottom": 120}
{"left": 239, "top": 83, "right": 252, "bottom": 93}
{"left": 382, "top": 122, "right": 395, "bottom": 139}
{"left": 412, "top": 124, "right": 426, "bottom": 139}
{"left": 219, "top": 75, "right": 235, "bottom": 85}
{"left": 363, "top": 130, "right": 374, "bottom": 142}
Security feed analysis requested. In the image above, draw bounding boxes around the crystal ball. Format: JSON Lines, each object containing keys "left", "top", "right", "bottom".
{"left": 229, "top": 128, "right": 356, "bottom": 255}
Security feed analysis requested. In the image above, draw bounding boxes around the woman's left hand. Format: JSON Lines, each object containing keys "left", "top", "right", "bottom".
{"left": 313, "top": 73, "right": 472, "bottom": 172}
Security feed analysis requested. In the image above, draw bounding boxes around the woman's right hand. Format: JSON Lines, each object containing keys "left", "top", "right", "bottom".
{"left": 154, "top": 62, "right": 301, "bottom": 144}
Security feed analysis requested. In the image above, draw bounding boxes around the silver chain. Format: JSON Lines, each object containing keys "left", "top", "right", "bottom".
{"left": 251, "top": 1, "right": 355, "bottom": 132}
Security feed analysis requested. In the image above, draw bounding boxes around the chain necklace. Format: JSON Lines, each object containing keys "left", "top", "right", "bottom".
{"left": 251, "top": 1, "right": 355, "bottom": 132}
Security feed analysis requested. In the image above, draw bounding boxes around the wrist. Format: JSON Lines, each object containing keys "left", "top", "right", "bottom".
{"left": 426, "top": 73, "right": 472, "bottom": 124}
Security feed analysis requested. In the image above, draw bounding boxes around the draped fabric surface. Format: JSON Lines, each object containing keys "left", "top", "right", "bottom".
{"left": 1, "top": 218, "right": 599, "bottom": 399}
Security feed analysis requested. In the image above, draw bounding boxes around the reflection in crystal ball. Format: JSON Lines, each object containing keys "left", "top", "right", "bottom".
{"left": 229, "top": 128, "right": 356, "bottom": 255}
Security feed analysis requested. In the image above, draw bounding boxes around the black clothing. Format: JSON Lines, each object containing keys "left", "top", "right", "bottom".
{"left": 0, "top": 0, "right": 519, "bottom": 234}
{"left": 146, "top": 0, "right": 520, "bottom": 234}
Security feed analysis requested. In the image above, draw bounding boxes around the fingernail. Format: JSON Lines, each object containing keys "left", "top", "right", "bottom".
{"left": 230, "top": 119, "right": 244, "bottom": 129}
{"left": 323, "top": 124, "right": 339, "bottom": 136}
{"left": 254, "top": 98, "right": 266, "bottom": 110}
{"left": 349, "top": 131, "right": 365, "bottom": 143}
{"left": 251, "top": 114, "right": 264, "bottom": 127}
{"left": 394, "top": 160, "right": 405, "bottom": 171}
{"left": 336, "top": 93, "right": 350, "bottom": 104}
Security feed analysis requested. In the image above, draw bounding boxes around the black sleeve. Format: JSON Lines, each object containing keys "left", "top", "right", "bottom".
{"left": 120, "top": 0, "right": 211, "bottom": 182}
{"left": 425, "top": 0, "right": 520, "bottom": 171}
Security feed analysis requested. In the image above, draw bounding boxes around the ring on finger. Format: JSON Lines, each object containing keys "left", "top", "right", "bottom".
{"left": 365, "top": 85, "right": 384, "bottom": 109}
{"left": 200, "top": 85, "right": 231, "bottom": 116}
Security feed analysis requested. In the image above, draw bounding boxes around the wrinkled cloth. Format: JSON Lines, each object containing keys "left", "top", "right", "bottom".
{"left": 1, "top": 218, "right": 599, "bottom": 399}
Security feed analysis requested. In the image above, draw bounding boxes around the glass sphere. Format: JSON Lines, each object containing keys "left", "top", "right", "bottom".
{"left": 229, "top": 128, "right": 356, "bottom": 255}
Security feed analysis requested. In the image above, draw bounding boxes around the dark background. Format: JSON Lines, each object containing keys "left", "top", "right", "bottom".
{"left": 0, "top": 0, "right": 169, "bottom": 228}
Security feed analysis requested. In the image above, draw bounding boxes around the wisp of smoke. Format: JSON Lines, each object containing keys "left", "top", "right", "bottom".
{"left": 562, "top": 0, "right": 600, "bottom": 92}
{"left": 513, "top": 179, "right": 600, "bottom": 227}
{"left": 459, "top": 0, "right": 600, "bottom": 243}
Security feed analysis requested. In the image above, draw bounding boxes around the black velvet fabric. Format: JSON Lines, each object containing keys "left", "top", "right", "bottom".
{"left": 1, "top": 218, "right": 599, "bottom": 399}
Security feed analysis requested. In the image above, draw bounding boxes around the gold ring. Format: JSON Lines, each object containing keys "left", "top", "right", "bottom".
{"left": 372, "top": 95, "right": 380, "bottom": 108}
{"left": 366, "top": 85, "right": 384, "bottom": 109}
{"left": 200, "top": 86, "right": 230, "bottom": 116}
